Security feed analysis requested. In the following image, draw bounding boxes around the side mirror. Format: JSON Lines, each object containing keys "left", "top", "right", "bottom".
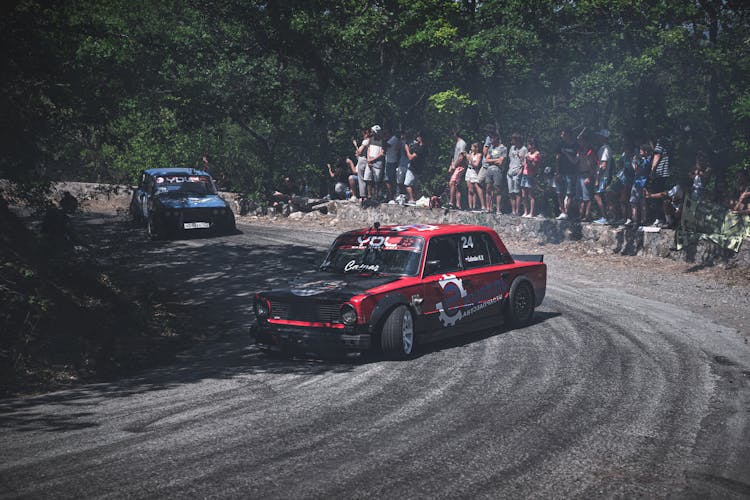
{"left": 425, "top": 259, "right": 441, "bottom": 275}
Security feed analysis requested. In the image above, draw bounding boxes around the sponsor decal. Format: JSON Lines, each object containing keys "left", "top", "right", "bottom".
{"left": 392, "top": 224, "right": 438, "bottom": 232}
{"left": 344, "top": 260, "right": 380, "bottom": 273}
{"left": 357, "top": 235, "right": 386, "bottom": 248}
{"left": 435, "top": 274, "right": 506, "bottom": 327}
{"left": 290, "top": 279, "right": 347, "bottom": 296}
{"left": 465, "top": 254, "right": 485, "bottom": 263}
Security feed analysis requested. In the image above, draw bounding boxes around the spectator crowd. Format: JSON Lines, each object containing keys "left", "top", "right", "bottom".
{"left": 315, "top": 124, "right": 750, "bottom": 229}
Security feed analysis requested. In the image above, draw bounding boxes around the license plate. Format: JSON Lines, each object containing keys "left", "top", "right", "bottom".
{"left": 183, "top": 222, "right": 210, "bottom": 229}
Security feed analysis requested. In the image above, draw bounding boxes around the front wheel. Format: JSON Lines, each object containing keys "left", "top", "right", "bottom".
{"left": 380, "top": 305, "right": 415, "bottom": 359}
{"left": 507, "top": 279, "right": 535, "bottom": 326}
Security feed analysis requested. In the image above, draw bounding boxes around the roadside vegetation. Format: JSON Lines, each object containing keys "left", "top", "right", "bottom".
{"left": 2, "top": 1, "right": 749, "bottom": 199}
{"left": 0, "top": 195, "right": 183, "bottom": 396}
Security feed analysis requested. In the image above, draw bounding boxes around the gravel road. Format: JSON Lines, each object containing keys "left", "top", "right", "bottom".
{"left": 1, "top": 216, "right": 749, "bottom": 498}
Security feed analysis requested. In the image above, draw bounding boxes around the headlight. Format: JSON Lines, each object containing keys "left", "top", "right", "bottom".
{"left": 340, "top": 304, "right": 357, "bottom": 325}
{"left": 254, "top": 296, "right": 270, "bottom": 318}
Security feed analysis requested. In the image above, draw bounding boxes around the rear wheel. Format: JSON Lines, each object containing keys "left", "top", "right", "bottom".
{"left": 380, "top": 305, "right": 414, "bottom": 359}
{"left": 147, "top": 215, "right": 163, "bottom": 240}
{"left": 507, "top": 279, "right": 534, "bottom": 326}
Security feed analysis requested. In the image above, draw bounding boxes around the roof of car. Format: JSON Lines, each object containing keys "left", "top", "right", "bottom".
{"left": 144, "top": 167, "right": 211, "bottom": 177}
{"left": 345, "top": 223, "right": 497, "bottom": 238}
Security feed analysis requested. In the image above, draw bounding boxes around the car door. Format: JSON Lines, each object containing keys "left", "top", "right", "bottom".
{"left": 421, "top": 234, "right": 485, "bottom": 340}
{"left": 456, "top": 232, "right": 510, "bottom": 330}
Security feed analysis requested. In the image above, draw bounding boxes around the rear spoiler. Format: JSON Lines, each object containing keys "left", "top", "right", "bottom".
{"left": 511, "top": 254, "right": 544, "bottom": 263}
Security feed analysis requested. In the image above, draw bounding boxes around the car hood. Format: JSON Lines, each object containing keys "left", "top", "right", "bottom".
{"left": 156, "top": 194, "right": 227, "bottom": 210}
{"left": 262, "top": 272, "right": 403, "bottom": 302}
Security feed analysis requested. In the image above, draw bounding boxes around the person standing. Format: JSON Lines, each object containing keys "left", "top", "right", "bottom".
{"left": 466, "top": 142, "right": 486, "bottom": 212}
{"left": 555, "top": 128, "right": 578, "bottom": 220}
{"left": 576, "top": 132, "right": 596, "bottom": 221}
{"left": 384, "top": 128, "right": 401, "bottom": 201}
{"left": 449, "top": 152, "right": 468, "bottom": 209}
{"left": 648, "top": 137, "right": 671, "bottom": 225}
{"left": 403, "top": 131, "right": 427, "bottom": 205}
{"left": 365, "top": 125, "right": 385, "bottom": 200}
{"left": 395, "top": 130, "right": 411, "bottom": 201}
{"left": 507, "top": 132, "right": 527, "bottom": 216}
{"left": 484, "top": 133, "right": 507, "bottom": 214}
{"left": 628, "top": 144, "right": 652, "bottom": 227}
{"left": 521, "top": 138, "right": 540, "bottom": 217}
{"left": 593, "top": 129, "right": 613, "bottom": 224}
{"left": 447, "top": 130, "right": 467, "bottom": 209}
{"left": 354, "top": 128, "right": 371, "bottom": 203}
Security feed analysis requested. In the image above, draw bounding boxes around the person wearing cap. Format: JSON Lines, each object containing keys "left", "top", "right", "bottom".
{"left": 593, "top": 128, "right": 613, "bottom": 224}
{"left": 364, "top": 125, "right": 385, "bottom": 200}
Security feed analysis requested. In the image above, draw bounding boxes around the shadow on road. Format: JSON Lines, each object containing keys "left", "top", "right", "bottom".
{"left": 414, "top": 310, "right": 561, "bottom": 358}
{"left": 0, "top": 216, "right": 559, "bottom": 431}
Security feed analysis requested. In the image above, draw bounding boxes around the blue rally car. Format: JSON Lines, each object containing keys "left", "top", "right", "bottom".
{"left": 129, "top": 168, "right": 236, "bottom": 240}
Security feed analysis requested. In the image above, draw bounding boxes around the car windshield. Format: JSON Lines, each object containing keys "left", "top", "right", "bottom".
{"left": 320, "top": 234, "right": 424, "bottom": 276}
{"left": 153, "top": 175, "right": 217, "bottom": 195}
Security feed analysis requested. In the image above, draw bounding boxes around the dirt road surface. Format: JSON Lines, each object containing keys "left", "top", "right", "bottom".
{"left": 1, "top": 215, "right": 749, "bottom": 498}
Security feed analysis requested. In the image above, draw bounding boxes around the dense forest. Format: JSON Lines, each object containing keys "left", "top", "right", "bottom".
{"left": 2, "top": 0, "right": 749, "bottom": 200}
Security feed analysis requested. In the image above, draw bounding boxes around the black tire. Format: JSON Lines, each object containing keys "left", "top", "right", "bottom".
{"left": 147, "top": 215, "right": 163, "bottom": 241}
{"left": 129, "top": 199, "right": 143, "bottom": 225}
{"left": 507, "top": 278, "right": 535, "bottom": 326}
{"left": 380, "top": 305, "right": 415, "bottom": 359}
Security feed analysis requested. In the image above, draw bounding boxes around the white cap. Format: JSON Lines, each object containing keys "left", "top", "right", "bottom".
{"left": 371, "top": 125, "right": 381, "bottom": 134}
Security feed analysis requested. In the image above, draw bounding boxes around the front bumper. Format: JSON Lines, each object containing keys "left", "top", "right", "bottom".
{"left": 254, "top": 322, "right": 371, "bottom": 353}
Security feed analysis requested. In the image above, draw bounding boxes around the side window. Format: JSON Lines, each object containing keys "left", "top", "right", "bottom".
{"left": 460, "top": 233, "right": 491, "bottom": 269}
{"left": 425, "top": 236, "right": 460, "bottom": 274}
{"left": 485, "top": 233, "right": 513, "bottom": 264}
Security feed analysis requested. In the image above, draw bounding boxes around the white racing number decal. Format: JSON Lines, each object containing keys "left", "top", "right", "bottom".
{"left": 461, "top": 235, "right": 474, "bottom": 248}
{"left": 435, "top": 274, "right": 508, "bottom": 327}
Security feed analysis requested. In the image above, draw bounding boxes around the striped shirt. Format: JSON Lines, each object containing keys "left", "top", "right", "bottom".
{"left": 653, "top": 141, "right": 670, "bottom": 178}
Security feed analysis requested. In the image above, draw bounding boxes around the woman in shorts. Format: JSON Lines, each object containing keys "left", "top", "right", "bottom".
{"left": 448, "top": 151, "right": 468, "bottom": 209}
{"left": 521, "top": 138, "right": 540, "bottom": 217}
{"left": 466, "top": 143, "right": 486, "bottom": 211}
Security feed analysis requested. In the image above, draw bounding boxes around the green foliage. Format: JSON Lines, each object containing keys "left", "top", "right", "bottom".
{"left": 2, "top": 0, "right": 750, "bottom": 199}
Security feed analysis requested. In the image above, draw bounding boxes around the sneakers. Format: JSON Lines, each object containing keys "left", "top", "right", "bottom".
{"left": 593, "top": 217, "right": 608, "bottom": 224}
{"left": 651, "top": 219, "right": 662, "bottom": 227}
{"left": 556, "top": 213, "right": 568, "bottom": 220}
{"left": 624, "top": 218, "right": 633, "bottom": 226}
{"left": 521, "top": 213, "right": 532, "bottom": 218}
{"left": 349, "top": 196, "right": 358, "bottom": 202}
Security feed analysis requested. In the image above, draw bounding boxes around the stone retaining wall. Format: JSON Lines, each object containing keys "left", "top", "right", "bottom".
{"left": 37, "top": 182, "right": 750, "bottom": 269}
{"left": 328, "top": 201, "right": 750, "bottom": 268}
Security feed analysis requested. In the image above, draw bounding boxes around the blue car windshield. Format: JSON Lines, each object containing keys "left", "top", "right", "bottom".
{"left": 153, "top": 175, "right": 217, "bottom": 195}
{"left": 320, "top": 234, "right": 424, "bottom": 276}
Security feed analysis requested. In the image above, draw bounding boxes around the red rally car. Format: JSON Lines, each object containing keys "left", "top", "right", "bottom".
{"left": 252, "top": 223, "right": 546, "bottom": 358}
